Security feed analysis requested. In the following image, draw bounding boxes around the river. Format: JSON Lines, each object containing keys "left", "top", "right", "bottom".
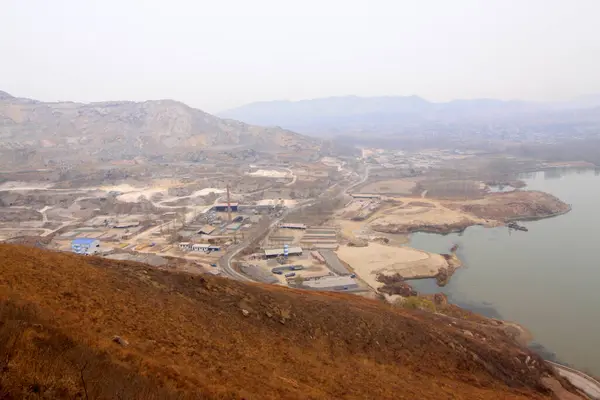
{"left": 409, "top": 168, "right": 600, "bottom": 375}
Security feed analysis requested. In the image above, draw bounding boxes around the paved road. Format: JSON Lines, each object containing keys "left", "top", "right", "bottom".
{"left": 217, "top": 215, "right": 281, "bottom": 281}
{"left": 345, "top": 165, "right": 371, "bottom": 194}
{"left": 218, "top": 166, "right": 370, "bottom": 281}
{"left": 218, "top": 197, "right": 318, "bottom": 280}
{"left": 283, "top": 167, "right": 297, "bottom": 186}
{"left": 547, "top": 361, "right": 600, "bottom": 399}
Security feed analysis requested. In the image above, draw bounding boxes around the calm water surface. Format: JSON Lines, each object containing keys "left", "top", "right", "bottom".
{"left": 409, "top": 168, "right": 600, "bottom": 374}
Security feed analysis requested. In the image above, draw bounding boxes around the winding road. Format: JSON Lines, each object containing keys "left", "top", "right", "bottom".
{"left": 547, "top": 361, "right": 600, "bottom": 399}
{"left": 218, "top": 165, "right": 371, "bottom": 281}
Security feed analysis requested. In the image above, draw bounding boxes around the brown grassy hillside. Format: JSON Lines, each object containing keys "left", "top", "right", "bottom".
{"left": 0, "top": 245, "right": 577, "bottom": 399}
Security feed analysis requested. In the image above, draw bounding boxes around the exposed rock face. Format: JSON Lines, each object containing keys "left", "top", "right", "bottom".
{"left": 0, "top": 93, "right": 320, "bottom": 166}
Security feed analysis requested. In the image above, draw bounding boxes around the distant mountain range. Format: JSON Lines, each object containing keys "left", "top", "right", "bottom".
{"left": 219, "top": 95, "right": 600, "bottom": 137}
{"left": 0, "top": 91, "right": 319, "bottom": 166}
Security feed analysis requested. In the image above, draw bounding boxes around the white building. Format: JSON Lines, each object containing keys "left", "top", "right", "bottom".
{"left": 71, "top": 238, "right": 101, "bottom": 255}
{"left": 264, "top": 247, "right": 303, "bottom": 258}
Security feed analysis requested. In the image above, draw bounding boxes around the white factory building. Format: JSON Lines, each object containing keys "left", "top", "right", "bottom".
{"left": 264, "top": 246, "right": 303, "bottom": 258}
{"left": 179, "top": 242, "right": 220, "bottom": 252}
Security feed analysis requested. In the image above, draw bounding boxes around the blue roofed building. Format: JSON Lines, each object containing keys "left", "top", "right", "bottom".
{"left": 71, "top": 238, "right": 100, "bottom": 255}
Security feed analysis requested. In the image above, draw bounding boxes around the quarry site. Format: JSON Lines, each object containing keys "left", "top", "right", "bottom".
{"left": 6, "top": 6, "right": 600, "bottom": 396}
{"left": 0, "top": 91, "right": 598, "bottom": 399}
{"left": 0, "top": 148, "right": 572, "bottom": 299}
{"left": 0, "top": 149, "right": 589, "bottom": 399}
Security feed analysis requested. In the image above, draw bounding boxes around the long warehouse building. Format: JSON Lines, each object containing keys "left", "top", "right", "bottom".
{"left": 264, "top": 246, "right": 303, "bottom": 258}
{"left": 303, "top": 276, "right": 359, "bottom": 291}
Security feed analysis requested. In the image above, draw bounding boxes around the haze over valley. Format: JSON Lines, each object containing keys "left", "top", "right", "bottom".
{"left": 2, "top": 1, "right": 600, "bottom": 399}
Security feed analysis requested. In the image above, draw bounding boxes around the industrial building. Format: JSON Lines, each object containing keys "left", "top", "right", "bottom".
{"left": 179, "top": 243, "right": 220, "bottom": 252}
{"left": 350, "top": 193, "right": 381, "bottom": 199}
{"left": 319, "top": 250, "right": 351, "bottom": 275}
{"left": 71, "top": 238, "right": 100, "bottom": 255}
{"left": 303, "top": 276, "right": 359, "bottom": 291}
{"left": 113, "top": 221, "right": 140, "bottom": 229}
{"left": 279, "top": 223, "right": 307, "bottom": 230}
{"left": 197, "top": 225, "right": 216, "bottom": 235}
{"left": 302, "top": 228, "right": 339, "bottom": 247}
{"left": 192, "top": 243, "right": 211, "bottom": 251}
{"left": 213, "top": 202, "right": 239, "bottom": 212}
{"left": 264, "top": 246, "right": 303, "bottom": 258}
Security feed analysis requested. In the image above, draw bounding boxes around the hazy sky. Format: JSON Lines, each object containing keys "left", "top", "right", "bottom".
{"left": 2, "top": 0, "right": 599, "bottom": 112}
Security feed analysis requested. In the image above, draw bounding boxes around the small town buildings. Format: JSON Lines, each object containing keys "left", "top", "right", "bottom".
{"left": 71, "top": 238, "right": 100, "bottom": 255}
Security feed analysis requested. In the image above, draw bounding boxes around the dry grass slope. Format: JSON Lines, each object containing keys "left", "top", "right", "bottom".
{"left": 0, "top": 245, "right": 575, "bottom": 399}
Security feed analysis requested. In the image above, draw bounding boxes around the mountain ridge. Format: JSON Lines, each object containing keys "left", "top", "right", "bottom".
{"left": 219, "top": 95, "right": 600, "bottom": 137}
{"left": 0, "top": 91, "right": 320, "bottom": 167}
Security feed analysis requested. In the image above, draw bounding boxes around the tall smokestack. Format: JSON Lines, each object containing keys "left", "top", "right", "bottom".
{"left": 226, "top": 184, "right": 232, "bottom": 223}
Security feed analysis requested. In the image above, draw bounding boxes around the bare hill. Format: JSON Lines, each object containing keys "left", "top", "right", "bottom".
{"left": 0, "top": 244, "right": 581, "bottom": 399}
{"left": 0, "top": 91, "right": 319, "bottom": 166}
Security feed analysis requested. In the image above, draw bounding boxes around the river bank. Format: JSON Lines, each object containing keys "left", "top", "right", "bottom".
{"left": 333, "top": 185, "right": 571, "bottom": 298}
{"left": 366, "top": 190, "right": 570, "bottom": 236}
{"left": 404, "top": 168, "right": 600, "bottom": 376}
{"left": 336, "top": 242, "right": 452, "bottom": 291}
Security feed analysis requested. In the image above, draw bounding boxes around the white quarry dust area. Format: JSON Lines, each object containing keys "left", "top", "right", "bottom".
{"left": 247, "top": 169, "right": 289, "bottom": 178}
{"left": 0, "top": 182, "right": 52, "bottom": 191}
{"left": 257, "top": 199, "right": 297, "bottom": 207}
{"left": 99, "top": 184, "right": 225, "bottom": 203}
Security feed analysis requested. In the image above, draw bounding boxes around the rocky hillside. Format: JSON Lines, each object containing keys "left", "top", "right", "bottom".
{"left": 0, "top": 91, "right": 319, "bottom": 165}
{"left": 0, "top": 244, "right": 582, "bottom": 399}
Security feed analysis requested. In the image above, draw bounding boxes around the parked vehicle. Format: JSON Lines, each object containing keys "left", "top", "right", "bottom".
{"left": 284, "top": 272, "right": 296, "bottom": 278}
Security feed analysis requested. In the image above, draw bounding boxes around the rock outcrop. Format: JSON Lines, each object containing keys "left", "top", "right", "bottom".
{"left": 0, "top": 92, "right": 320, "bottom": 167}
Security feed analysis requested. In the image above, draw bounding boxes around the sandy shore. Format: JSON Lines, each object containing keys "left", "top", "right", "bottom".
{"left": 336, "top": 242, "right": 449, "bottom": 290}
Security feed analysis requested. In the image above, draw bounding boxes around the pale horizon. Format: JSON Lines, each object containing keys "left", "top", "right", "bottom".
{"left": 2, "top": 0, "right": 599, "bottom": 113}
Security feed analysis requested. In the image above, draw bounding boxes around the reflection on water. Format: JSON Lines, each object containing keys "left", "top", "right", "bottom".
{"left": 409, "top": 169, "right": 600, "bottom": 373}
